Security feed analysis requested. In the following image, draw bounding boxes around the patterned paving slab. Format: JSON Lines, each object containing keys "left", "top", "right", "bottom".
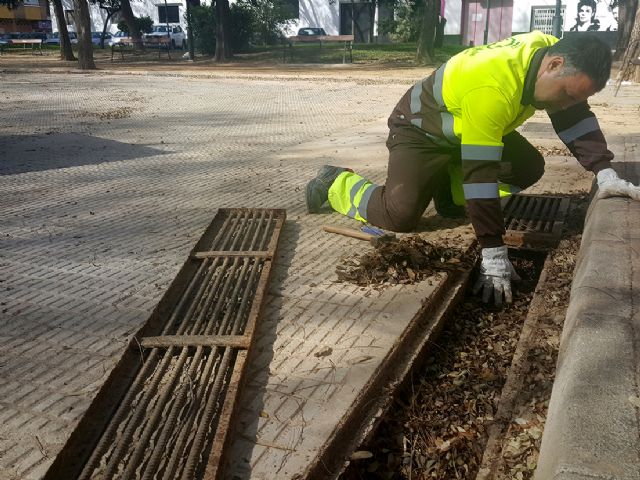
{"left": 0, "top": 71, "right": 422, "bottom": 479}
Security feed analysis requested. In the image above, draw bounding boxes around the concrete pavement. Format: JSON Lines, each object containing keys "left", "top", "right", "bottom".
{"left": 1, "top": 67, "right": 639, "bottom": 479}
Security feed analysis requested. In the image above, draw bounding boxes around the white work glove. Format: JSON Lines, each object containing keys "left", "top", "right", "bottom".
{"left": 473, "top": 246, "right": 521, "bottom": 306}
{"left": 597, "top": 168, "right": 640, "bottom": 200}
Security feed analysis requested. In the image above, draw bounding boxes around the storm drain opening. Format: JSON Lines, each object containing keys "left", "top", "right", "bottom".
{"left": 503, "top": 194, "right": 570, "bottom": 249}
{"left": 339, "top": 195, "right": 584, "bottom": 480}
{"left": 46, "top": 208, "right": 285, "bottom": 480}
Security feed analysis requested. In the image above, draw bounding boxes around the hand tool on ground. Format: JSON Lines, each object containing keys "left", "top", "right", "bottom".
{"left": 323, "top": 225, "right": 397, "bottom": 247}
{"left": 361, "top": 224, "right": 387, "bottom": 236}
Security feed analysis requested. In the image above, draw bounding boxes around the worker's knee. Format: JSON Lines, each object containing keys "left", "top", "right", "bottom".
{"left": 520, "top": 157, "right": 545, "bottom": 187}
{"left": 385, "top": 207, "right": 422, "bottom": 232}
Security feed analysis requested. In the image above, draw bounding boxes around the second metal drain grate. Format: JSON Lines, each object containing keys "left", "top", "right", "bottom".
{"left": 71, "top": 208, "right": 285, "bottom": 480}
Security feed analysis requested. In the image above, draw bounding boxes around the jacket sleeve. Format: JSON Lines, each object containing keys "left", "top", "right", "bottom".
{"left": 460, "top": 88, "right": 514, "bottom": 249}
{"left": 548, "top": 101, "right": 613, "bottom": 174}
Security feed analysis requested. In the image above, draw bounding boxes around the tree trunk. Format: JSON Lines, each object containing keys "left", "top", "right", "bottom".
{"left": 614, "top": 0, "right": 638, "bottom": 60}
{"left": 120, "top": 0, "right": 142, "bottom": 49}
{"left": 416, "top": 0, "right": 439, "bottom": 64}
{"left": 99, "top": 9, "right": 117, "bottom": 49}
{"left": 627, "top": 6, "right": 640, "bottom": 82}
{"left": 369, "top": 0, "right": 375, "bottom": 43}
{"left": 52, "top": 0, "right": 76, "bottom": 60}
{"left": 223, "top": 0, "right": 231, "bottom": 58}
{"left": 214, "top": 0, "right": 231, "bottom": 61}
{"left": 73, "top": 0, "right": 96, "bottom": 69}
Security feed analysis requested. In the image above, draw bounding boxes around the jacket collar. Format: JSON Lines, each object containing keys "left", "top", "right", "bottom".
{"left": 521, "top": 47, "right": 549, "bottom": 106}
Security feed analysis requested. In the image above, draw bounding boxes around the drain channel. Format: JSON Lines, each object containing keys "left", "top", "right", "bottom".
{"left": 49, "top": 208, "right": 285, "bottom": 480}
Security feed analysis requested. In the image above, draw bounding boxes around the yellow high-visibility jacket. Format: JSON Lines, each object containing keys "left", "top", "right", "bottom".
{"left": 390, "top": 31, "right": 612, "bottom": 247}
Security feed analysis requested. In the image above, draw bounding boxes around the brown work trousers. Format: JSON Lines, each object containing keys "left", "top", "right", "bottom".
{"left": 365, "top": 125, "right": 545, "bottom": 232}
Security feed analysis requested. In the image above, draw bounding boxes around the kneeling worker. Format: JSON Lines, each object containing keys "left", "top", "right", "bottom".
{"left": 306, "top": 31, "right": 640, "bottom": 305}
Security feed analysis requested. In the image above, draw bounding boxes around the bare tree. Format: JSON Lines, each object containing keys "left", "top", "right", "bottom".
{"left": 614, "top": 0, "right": 638, "bottom": 60}
{"left": 615, "top": 4, "right": 640, "bottom": 94}
{"left": 90, "top": 0, "right": 121, "bottom": 48}
{"left": 416, "top": 0, "right": 439, "bottom": 64}
{"left": 73, "top": 0, "right": 96, "bottom": 68}
{"left": 52, "top": 0, "right": 76, "bottom": 60}
{"left": 120, "top": 0, "right": 143, "bottom": 49}
{"left": 215, "top": 0, "right": 231, "bottom": 61}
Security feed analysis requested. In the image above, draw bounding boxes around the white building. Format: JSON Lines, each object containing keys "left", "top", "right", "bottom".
{"left": 51, "top": 0, "right": 618, "bottom": 44}
{"left": 293, "top": 0, "right": 617, "bottom": 45}
{"left": 50, "top": 0, "right": 198, "bottom": 34}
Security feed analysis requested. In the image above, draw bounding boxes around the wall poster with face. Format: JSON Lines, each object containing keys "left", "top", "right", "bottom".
{"left": 562, "top": 0, "right": 619, "bottom": 32}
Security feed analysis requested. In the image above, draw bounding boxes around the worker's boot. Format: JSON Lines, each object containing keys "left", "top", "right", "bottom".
{"left": 433, "top": 169, "right": 466, "bottom": 219}
{"left": 306, "top": 165, "right": 353, "bottom": 213}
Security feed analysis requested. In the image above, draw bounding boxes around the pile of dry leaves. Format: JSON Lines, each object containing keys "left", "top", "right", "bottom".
{"left": 342, "top": 255, "right": 542, "bottom": 479}
{"left": 335, "top": 236, "right": 469, "bottom": 286}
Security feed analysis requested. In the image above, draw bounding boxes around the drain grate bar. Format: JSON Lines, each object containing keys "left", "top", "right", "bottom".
{"left": 503, "top": 194, "right": 570, "bottom": 248}
{"left": 48, "top": 208, "right": 285, "bottom": 480}
{"left": 140, "top": 334, "right": 250, "bottom": 349}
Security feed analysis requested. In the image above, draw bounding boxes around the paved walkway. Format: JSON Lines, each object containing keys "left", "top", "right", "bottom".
{"left": 0, "top": 68, "right": 638, "bottom": 479}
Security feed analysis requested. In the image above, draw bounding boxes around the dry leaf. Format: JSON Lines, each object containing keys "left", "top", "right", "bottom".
{"left": 314, "top": 346, "right": 333, "bottom": 358}
{"left": 351, "top": 450, "right": 373, "bottom": 460}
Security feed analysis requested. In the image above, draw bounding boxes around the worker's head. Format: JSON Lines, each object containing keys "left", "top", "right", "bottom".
{"left": 577, "top": 0, "right": 597, "bottom": 24}
{"left": 532, "top": 34, "right": 611, "bottom": 111}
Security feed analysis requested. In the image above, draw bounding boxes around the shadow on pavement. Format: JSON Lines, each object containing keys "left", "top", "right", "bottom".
{"left": 0, "top": 133, "right": 165, "bottom": 175}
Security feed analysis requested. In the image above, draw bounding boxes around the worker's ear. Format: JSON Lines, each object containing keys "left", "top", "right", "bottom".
{"left": 545, "top": 55, "right": 565, "bottom": 74}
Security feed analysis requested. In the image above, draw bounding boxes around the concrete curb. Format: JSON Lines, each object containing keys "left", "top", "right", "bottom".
{"left": 536, "top": 163, "right": 640, "bottom": 480}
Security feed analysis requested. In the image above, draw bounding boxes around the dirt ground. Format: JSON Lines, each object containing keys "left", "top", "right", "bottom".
{"left": 0, "top": 49, "right": 433, "bottom": 83}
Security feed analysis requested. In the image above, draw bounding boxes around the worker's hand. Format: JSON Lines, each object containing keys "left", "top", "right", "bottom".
{"left": 597, "top": 168, "right": 640, "bottom": 201}
{"left": 473, "top": 246, "right": 521, "bottom": 306}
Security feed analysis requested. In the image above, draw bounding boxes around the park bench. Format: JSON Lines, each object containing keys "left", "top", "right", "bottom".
{"left": 143, "top": 36, "right": 172, "bottom": 59}
{"left": 283, "top": 34, "right": 354, "bottom": 64}
{"left": 111, "top": 37, "right": 171, "bottom": 62}
{"left": 0, "top": 38, "right": 43, "bottom": 55}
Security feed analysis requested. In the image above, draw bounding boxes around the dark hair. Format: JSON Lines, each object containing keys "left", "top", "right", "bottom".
{"left": 548, "top": 34, "right": 611, "bottom": 91}
{"left": 578, "top": 0, "right": 597, "bottom": 15}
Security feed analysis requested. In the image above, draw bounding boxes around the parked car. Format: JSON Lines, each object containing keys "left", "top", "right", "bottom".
{"left": 1, "top": 32, "right": 24, "bottom": 44}
{"left": 91, "top": 31, "right": 112, "bottom": 46}
{"left": 108, "top": 30, "right": 129, "bottom": 46}
{"left": 44, "top": 32, "right": 78, "bottom": 45}
{"left": 21, "top": 32, "right": 47, "bottom": 41}
{"left": 143, "top": 25, "right": 186, "bottom": 49}
{"left": 297, "top": 27, "right": 327, "bottom": 36}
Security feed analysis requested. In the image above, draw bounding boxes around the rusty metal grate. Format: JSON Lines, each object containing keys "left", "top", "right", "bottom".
{"left": 46, "top": 208, "right": 285, "bottom": 480}
{"left": 503, "top": 194, "right": 570, "bottom": 248}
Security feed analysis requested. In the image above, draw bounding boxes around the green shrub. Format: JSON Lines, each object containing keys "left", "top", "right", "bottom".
{"left": 189, "top": 2, "right": 261, "bottom": 54}
{"left": 117, "top": 15, "right": 154, "bottom": 35}
{"left": 190, "top": 5, "right": 216, "bottom": 54}
{"left": 378, "top": 0, "right": 421, "bottom": 42}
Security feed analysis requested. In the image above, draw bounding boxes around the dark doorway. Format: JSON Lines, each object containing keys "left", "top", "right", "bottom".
{"left": 340, "top": 2, "right": 373, "bottom": 43}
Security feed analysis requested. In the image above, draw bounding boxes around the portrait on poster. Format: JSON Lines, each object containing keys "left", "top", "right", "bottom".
{"left": 562, "top": 0, "right": 619, "bottom": 32}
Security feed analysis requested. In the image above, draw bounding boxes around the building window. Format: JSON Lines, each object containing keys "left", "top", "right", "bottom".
{"left": 158, "top": 5, "right": 180, "bottom": 24}
{"left": 531, "top": 5, "right": 565, "bottom": 35}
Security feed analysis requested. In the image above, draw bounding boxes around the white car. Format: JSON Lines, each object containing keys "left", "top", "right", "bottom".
{"left": 143, "top": 25, "right": 186, "bottom": 49}
{"left": 108, "top": 31, "right": 130, "bottom": 47}
{"left": 44, "top": 32, "right": 78, "bottom": 45}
